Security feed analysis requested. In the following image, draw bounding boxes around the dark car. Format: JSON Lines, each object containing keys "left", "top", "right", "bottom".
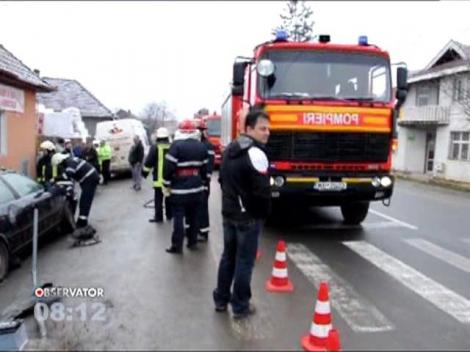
{"left": 0, "top": 170, "right": 75, "bottom": 281}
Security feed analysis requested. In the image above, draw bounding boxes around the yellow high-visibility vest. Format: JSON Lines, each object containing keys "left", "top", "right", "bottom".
{"left": 154, "top": 144, "right": 169, "bottom": 188}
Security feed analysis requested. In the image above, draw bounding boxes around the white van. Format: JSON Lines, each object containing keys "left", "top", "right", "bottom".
{"left": 95, "top": 119, "right": 150, "bottom": 174}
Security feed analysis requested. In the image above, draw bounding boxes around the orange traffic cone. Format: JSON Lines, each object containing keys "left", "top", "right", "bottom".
{"left": 301, "top": 282, "right": 334, "bottom": 351}
{"left": 256, "top": 249, "right": 261, "bottom": 261}
{"left": 326, "top": 329, "right": 341, "bottom": 352}
{"left": 266, "top": 240, "right": 294, "bottom": 292}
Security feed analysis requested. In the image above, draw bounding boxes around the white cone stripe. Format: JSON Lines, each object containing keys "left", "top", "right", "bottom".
{"left": 314, "top": 300, "right": 331, "bottom": 315}
{"left": 310, "top": 323, "right": 332, "bottom": 338}
{"left": 288, "top": 243, "right": 394, "bottom": 332}
{"left": 272, "top": 267, "right": 288, "bottom": 278}
{"left": 405, "top": 238, "right": 470, "bottom": 274}
{"left": 275, "top": 252, "right": 287, "bottom": 261}
{"left": 344, "top": 240, "right": 470, "bottom": 323}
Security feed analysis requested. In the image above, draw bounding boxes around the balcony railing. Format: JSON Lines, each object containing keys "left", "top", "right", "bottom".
{"left": 398, "top": 105, "right": 450, "bottom": 125}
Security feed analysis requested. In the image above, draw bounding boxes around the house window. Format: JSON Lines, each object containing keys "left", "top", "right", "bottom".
{"left": 449, "top": 131, "right": 470, "bottom": 161}
{"left": 452, "top": 77, "right": 465, "bottom": 101}
{"left": 0, "top": 111, "right": 6, "bottom": 156}
{"left": 415, "top": 83, "right": 439, "bottom": 106}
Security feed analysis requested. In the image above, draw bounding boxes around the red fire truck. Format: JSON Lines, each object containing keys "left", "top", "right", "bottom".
{"left": 203, "top": 113, "right": 222, "bottom": 167}
{"left": 221, "top": 31, "right": 407, "bottom": 224}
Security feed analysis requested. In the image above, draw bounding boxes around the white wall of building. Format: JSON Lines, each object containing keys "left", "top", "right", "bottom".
{"left": 396, "top": 72, "right": 470, "bottom": 182}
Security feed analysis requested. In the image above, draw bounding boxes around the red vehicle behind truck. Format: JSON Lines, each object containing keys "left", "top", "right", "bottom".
{"left": 203, "top": 113, "right": 222, "bottom": 167}
{"left": 221, "top": 31, "right": 408, "bottom": 224}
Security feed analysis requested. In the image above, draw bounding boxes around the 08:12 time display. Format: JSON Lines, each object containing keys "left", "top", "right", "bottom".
{"left": 34, "top": 302, "right": 107, "bottom": 322}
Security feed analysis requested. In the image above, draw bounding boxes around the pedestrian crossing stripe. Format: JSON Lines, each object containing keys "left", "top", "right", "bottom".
{"left": 287, "top": 243, "right": 394, "bottom": 332}
{"left": 343, "top": 241, "right": 470, "bottom": 323}
{"left": 405, "top": 238, "right": 470, "bottom": 274}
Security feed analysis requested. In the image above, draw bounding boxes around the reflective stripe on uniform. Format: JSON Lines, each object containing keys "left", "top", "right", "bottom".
{"left": 171, "top": 186, "right": 205, "bottom": 195}
{"left": 165, "top": 153, "right": 178, "bottom": 163}
{"left": 75, "top": 160, "right": 86, "bottom": 173}
{"left": 208, "top": 150, "right": 215, "bottom": 155}
{"left": 177, "top": 160, "right": 204, "bottom": 167}
{"left": 79, "top": 168, "right": 95, "bottom": 184}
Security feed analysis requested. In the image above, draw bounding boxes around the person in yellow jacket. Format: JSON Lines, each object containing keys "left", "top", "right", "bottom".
{"left": 36, "top": 140, "right": 58, "bottom": 186}
{"left": 98, "top": 140, "right": 112, "bottom": 185}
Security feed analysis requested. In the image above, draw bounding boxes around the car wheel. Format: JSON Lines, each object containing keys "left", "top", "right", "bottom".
{"left": 0, "top": 240, "right": 9, "bottom": 282}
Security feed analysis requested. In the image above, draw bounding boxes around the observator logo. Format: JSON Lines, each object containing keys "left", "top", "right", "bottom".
{"left": 34, "top": 286, "right": 104, "bottom": 299}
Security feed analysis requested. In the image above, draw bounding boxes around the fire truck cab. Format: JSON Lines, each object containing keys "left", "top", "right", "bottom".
{"left": 221, "top": 31, "right": 408, "bottom": 224}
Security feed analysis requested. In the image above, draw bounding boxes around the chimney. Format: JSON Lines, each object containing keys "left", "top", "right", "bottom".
{"left": 33, "top": 69, "right": 40, "bottom": 76}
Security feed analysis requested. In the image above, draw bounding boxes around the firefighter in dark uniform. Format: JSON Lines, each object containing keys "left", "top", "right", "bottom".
{"left": 36, "top": 140, "right": 58, "bottom": 186}
{"left": 196, "top": 119, "right": 215, "bottom": 242}
{"left": 51, "top": 153, "right": 100, "bottom": 238}
{"left": 142, "top": 127, "right": 173, "bottom": 223}
{"left": 163, "top": 119, "right": 209, "bottom": 254}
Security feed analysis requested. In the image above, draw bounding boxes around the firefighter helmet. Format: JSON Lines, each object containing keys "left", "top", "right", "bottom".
{"left": 51, "top": 152, "right": 69, "bottom": 167}
{"left": 39, "top": 140, "right": 56, "bottom": 151}
{"left": 178, "top": 119, "right": 197, "bottom": 133}
{"left": 156, "top": 127, "right": 169, "bottom": 139}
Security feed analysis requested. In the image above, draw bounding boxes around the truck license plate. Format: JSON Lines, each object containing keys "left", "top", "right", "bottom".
{"left": 313, "top": 182, "right": 347, "bottom": 191}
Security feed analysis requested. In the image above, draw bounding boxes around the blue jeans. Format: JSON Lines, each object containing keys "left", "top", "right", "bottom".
{"left": 213, "top": 218, "right": 261, "bottom": 314}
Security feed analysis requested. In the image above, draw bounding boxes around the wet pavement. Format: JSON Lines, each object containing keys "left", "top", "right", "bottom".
{"left": 1, "top": 175, "right": 470, "bottom": 350}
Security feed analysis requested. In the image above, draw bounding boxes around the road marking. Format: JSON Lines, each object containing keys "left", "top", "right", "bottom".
{"left": 301, "top": 221, "right": 413, "bottom": 230}
{"left": 405, "top": 238, "right": 470, "bottom": 274}
{"left": 344, "top": 241, "right": 470, "bottom": 323}
{"left": 287, "top": 243, "right": 394, "bottom": 332}
{"left": 369, "top": 209, "right": 418, "bottom": 230}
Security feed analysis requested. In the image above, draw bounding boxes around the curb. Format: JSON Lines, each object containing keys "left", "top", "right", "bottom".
{"left": 394, "top": 173, "right": 470, "bottom": 193}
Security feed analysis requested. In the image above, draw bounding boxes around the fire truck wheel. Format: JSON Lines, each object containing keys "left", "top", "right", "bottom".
{"left": 341, "top": 201, "right": 370, "bottom": 225}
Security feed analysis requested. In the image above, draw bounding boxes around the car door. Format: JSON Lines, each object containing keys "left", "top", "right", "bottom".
{"left": 1, "top": 173, "right": 56, "bottom": 251}
{"left": 0, "top": 177, "right": 18, "bottom": 251}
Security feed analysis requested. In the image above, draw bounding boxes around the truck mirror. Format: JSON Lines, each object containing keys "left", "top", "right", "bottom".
{"left": 233, "top": 62, "right": 246, "bottom": 87}
{"left": 396, "top": 67, "right": 408, "bottom": 90}
{"left": 396, "top": 89, "right": 407, "bottom": 102}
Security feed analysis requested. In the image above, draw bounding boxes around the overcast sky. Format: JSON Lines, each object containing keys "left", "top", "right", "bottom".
{"left": 1, "top": 1, "right": 470, "bottom": 121}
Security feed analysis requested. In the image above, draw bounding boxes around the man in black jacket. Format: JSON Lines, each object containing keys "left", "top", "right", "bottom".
{"left": 83, "top": 140, "right": 100, "bottom": 173}
{"left": 163, "top": 120, "right": 209, "bottom": 254}
{"left": 213, "top": 107, "right": 271, "bottom": 320}
{"left": 129, "top": 135, "right": 144, "bottom": 191}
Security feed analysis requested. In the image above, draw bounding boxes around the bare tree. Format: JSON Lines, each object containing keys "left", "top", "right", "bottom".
{"left": 272, "top": 0, "right": 315, "bottom": 42}
{"left": 437, "top": 70, "right": 470, "bottom": 118}
{"left": 139, "top": 101, "right": 175, "bottom": 136}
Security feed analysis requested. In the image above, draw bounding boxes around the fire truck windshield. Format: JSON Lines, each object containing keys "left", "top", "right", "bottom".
{"left": 258, "top": 50, "right": 392, "bottom": 103}
{"left": 207, "top": 118, "right": 221, "bottom": 136}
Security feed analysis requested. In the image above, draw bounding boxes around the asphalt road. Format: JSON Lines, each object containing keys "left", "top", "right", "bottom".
{"left": 1, "top": 175, "right": 469, "bottom": 350}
